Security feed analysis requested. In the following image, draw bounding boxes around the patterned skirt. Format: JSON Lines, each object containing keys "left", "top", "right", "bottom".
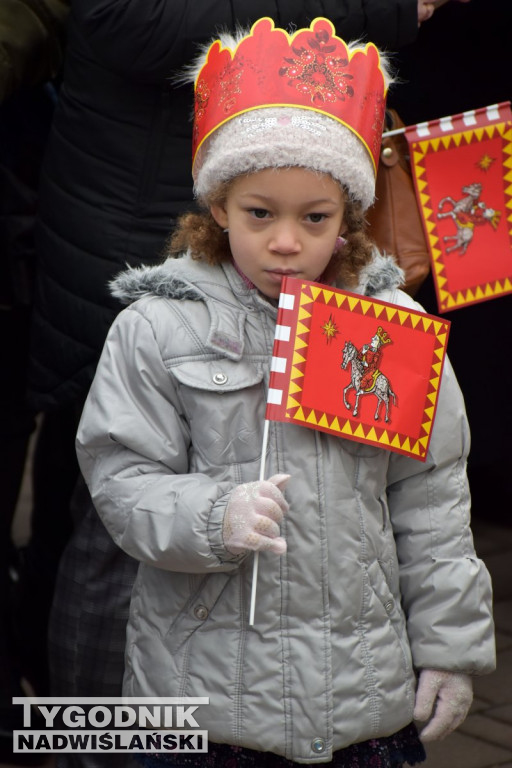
{"left": 135, "top": 723, "right": 426, "bottom": 768}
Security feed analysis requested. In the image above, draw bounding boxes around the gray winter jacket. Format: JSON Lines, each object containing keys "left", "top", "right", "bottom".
{"left": 76, "top": 251, "right": 495, "bottom": 764}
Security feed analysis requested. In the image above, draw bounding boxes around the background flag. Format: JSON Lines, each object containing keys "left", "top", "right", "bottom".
{"left": 266, "top": 277, "right": 450, "bottom": 462}
{"left": 405, "top": 101, "right": 512, "bottom": 313}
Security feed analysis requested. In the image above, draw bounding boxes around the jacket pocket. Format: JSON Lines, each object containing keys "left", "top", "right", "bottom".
{"left": 166, "top": 571, "right": 233, "bottom": 654}
{"left": 171, "top": 359, "right": 266, "bottom": 466}
{"left": 366, "top": 559, "right": 407, "bottom": 641}
{"left": 364, "top": 559, "right": 415, "bottom": 704}
{"left": 172, "top": 359, "right": 264, "bottom": 391}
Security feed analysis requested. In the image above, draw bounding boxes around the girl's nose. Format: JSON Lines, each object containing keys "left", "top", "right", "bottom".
{"left": 269, "top": 222, "right": 301, "bottom": 254}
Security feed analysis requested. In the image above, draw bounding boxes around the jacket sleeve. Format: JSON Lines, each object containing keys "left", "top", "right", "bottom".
{"left": 70, "top": 0, "right": 418, "bottom": 81}
{"left": 0, "top": 0, "right": 69, "bottom": 103}
{"left": 76, "top": 305, "right": 243, "bottom": 574}
{"left": 386, "top": 355, "right": 496, "bottom": 675}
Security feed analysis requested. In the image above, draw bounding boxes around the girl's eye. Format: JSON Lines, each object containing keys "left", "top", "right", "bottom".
{"left": 249, "top": 208, "right": 269, "bottom": 219}
{"left": 307, "top": 213, "right": 326, "bottom": 223}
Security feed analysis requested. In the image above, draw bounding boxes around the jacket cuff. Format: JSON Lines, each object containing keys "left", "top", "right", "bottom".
{"left": 207, "top": 491, "right": 247, "bottom": 565}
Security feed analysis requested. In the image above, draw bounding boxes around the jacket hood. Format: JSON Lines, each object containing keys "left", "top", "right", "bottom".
{"left": 355, "top": 249, "right": 405, "bottom": 296}
{"left": 109, "top": 248, "right": 404, "bottom": 305}
{"left": 110, "top": 258, "right": 205, "bottom": 305}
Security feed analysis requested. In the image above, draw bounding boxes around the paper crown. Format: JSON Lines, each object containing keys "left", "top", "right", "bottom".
{"left": 192, "top": 18, "right": 388, "bottom": 182}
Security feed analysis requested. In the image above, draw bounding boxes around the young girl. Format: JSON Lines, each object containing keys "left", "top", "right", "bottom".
{"left": 76, "top": 18, "right": 495, "bottom": 768}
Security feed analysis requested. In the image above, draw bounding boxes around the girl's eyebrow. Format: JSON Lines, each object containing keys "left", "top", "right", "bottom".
{"left": 239, "top": 192, "right": 341, "bottom": 206}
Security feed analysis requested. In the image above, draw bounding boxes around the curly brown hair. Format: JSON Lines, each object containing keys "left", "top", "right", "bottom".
{"left": 168, "top": 177, "right": 375, "bottom": 288}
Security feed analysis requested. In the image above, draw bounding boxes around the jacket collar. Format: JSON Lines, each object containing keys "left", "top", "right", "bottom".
{"left": 109, "top": 254, "right": 251, "bottom": 360}
{"left": 109, "top": 249, "right": 404, "bottom": 360}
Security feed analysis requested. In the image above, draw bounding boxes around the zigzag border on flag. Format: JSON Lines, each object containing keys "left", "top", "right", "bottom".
{"left": 278, "top": 284, "right": 449, "bottom": 460}
{"left": 410, "top": 120, "right": 512, "bottom": 312}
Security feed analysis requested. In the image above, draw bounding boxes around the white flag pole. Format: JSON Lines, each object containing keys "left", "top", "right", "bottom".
{"left": 382, "top": 127, "right": 406, "bottom": 138}
{"left": 248, "top": 418, "right": 271, "bottom": 626}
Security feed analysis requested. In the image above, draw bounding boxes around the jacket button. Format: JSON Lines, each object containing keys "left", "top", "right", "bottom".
{"left": 385, "top": 600, "right": 394, "bottom": 613}
{"left": 193, "top": 605, "right": 209, "bottom": 621}
{"left": 311, "top": 738, "right": 326, "bottom": 753}
{"left": 213, "top": 372, "right": 228, "bottom": 385}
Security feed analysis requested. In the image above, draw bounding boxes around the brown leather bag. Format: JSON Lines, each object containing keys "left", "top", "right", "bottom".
{"left": 366, "top": 109, "right": 431, "bottom": 297}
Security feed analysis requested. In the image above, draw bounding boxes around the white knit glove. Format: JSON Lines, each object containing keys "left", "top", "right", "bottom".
{"left": 414, "top": 669, "right": 473, "bottom": 741}
{"left": 223, "top": 474, "right": 290, "bottom": 556}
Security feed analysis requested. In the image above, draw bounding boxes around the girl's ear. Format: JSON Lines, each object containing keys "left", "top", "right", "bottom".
{"left": 210, "top": 204, "right": 229, "bottom": 230}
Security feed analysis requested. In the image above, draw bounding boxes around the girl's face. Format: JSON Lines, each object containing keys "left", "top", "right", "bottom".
{"left": 210, "top": 167, "right": 346, "bottom": 299}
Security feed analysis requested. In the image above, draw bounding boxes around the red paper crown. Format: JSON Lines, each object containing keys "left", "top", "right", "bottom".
{"left": 193, "top": 17, "right": 388, "bottom": 176}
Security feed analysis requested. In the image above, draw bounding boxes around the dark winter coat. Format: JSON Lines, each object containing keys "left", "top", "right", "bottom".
{"left": 29, "top": 0, "right": 421, "bottom": 411}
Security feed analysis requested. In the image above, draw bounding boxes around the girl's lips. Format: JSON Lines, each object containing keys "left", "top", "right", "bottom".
{"left": 266, "top": 269, "right": 299, "bottom": 283}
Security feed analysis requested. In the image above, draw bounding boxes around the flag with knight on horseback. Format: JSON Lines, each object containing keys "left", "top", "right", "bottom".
{"left": 265, "top": 276, "right": 450, "bottom": 462}
{"left": 405, "top": 101, "right": 512, "bottom": 313}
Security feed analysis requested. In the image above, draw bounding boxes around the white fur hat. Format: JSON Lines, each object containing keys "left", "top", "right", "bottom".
{"left": 194, "top": 106, "right": 376, "bottom": 210}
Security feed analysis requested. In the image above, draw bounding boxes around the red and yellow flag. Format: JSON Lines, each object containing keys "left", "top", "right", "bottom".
{"left": 266, "top": 277, "right": 450, "bottom": 462}
{"left": 406, "top": 101, "right": 512, "bottom": 313}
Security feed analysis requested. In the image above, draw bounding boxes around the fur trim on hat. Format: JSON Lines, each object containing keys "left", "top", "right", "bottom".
{"left": 194, "top": 107, "right": 376, "bottom": 210}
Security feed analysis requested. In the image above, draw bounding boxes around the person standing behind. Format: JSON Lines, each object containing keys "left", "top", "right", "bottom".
{"left": 387, "top": 0, "right": 510, "bottom": 526}
{"left": 0, "top": 2, "right": 68, "bottom": 763}
{"left": 29, "top": 0, "right": 440, "bottom": 415}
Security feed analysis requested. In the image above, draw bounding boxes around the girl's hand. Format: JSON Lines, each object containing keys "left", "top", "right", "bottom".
{"left": 223, "top": 474, "right": 290, "bottom": 555}
{"left": 414, "top": 669, "right": 473, "bottom": 741}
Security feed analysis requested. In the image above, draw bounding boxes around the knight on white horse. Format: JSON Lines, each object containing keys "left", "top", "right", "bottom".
{"left": 437, "top": 182, "right": 500, "bottom": 254}
{"left": 341, "top": 328, "right": 397, "bottom": 423}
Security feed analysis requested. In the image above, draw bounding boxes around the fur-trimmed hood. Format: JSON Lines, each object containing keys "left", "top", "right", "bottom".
{"left": 109, "top": 248, "right": 404, "bottom": 306}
